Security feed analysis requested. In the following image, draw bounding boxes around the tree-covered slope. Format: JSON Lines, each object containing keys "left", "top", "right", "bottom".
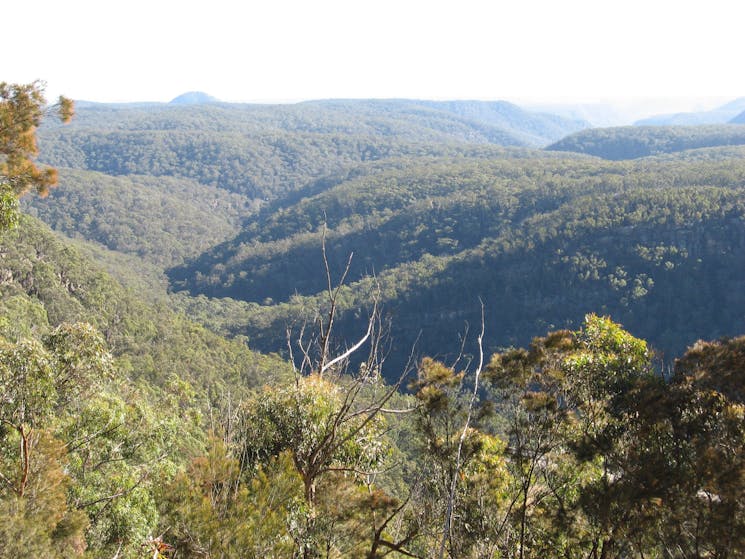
{"left": 168, "top": 152, "right": 745, "bottom": 374}
{"left": 22, "top": 168, "right": 253, "bottom": 267}
{"left": 253, "top": 186, "right": 743, "bottom": 372}
{"left": 25, "top": 98, "right": 745, "bottom": 379}
{"left": 168, "top": 151, "right": 595, "bottom": 299}
{"left": 37, "top": 128, "right": 515, "bottom": 200}
{"left": 0, "top": 216, "right": 291, "bottom": 391}
{"left": 36, "top": 100, "right": 586, "bottom": 201}
{"left": 170, "top": 152, "right": 745, "bottom": 302}
{"left": 4, "top": 84, "right": 744, "bottom": 557}
{"left": 547, "top": 125, "right": 745, "bottom": 160}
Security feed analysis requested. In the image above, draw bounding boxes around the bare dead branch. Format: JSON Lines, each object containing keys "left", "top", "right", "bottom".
{"left": 377, "top": 407, "right": 418, "bottom": 415}
{"left": 296, "top": 322, "right": 314, "bottom": 376}
{"left": 320, "top": 314, "right": 374, "bottom": 375}
{"left": 438, "top": 299, "right": 486, "bottom": 559}
{"left": 286, "top": 325, "right": 298, "bottom": 375}
{"left": 375, "top": 538, "right": 425, "bottom": 559}
{"left": 451, "top": 321, "right": 470, "bottom": 371}
{"left": 318, "top": 224, "right": 355, "bottom": 375}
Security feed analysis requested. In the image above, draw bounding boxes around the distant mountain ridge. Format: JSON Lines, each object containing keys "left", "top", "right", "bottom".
{"left": 36, "top": 99, "right": 591, "bottom": 204}
{"left": 302, "top": 99, "right": 590, "bottom": 146}
{"left": 635, "top": 97, "right": 745, "bottom": 125}
{"left": 170, "top": 91, "right": 220, "bottom": 104}
{"left": 40, "top": 96, "right": 589, "bottom": 146}
{"left": 547, "top": 125, "right": 745, "bottom": 160}
{"left": 730, "top": 109, "right": 745, "bottom": 124}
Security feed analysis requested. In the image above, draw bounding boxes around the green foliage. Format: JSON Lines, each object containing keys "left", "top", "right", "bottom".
{"left": 0, "top": 431, "right": 88, "bottom": 558}
{"left": 483, "top": 316, "right": 745, "bottom": 558}
{"left": 168, "top": 151, "right": 745, "bottom": 377}
{"left": 0, "top": 323, "right": 115, "bottom": 556}
{"left": 0, "top": 269, "right": 742, "bottom": 559}
{"left": 674, "top": 336, "right": 745, "bottom": 403}
{"left": 234, "top": 373, "right": 407, "bottom": 558}
{"left": 410, "top": 358, "right": 510, "bottom": 558}
{"left": 23, "top": 168, "right": 253, "bottom": 267}
{"left": 160, "top": 438, "right": 301, "bottom": 558}
{"left": 0, "top": 337, "right": 57, "bottom": 427}
{"left": 240, "top": 374, "right": 388, "bottom": 490}
{"left": 563, "top": 314, "right": 651, "bottom": 406}
{"left": 0, "top": 206, "right": 296, "bottom": 554}
{"left": 0, "top": 185, "right": 18, "bottom": 230}
{"left": 0, "top": 81, "right": 72, "bottom": 230}
{"left": 36, "top": 102, "right": 536, "bottom": 203}
{"left": 660, "top": 337, "right": 745, "bottom": 556}
{"left": 61, "top": 383, "right": 188, "bottom": 557}
{"left": 27, "top": 98, "right": 745, "bottom": 383}
{"left": 0, "top": 317, "right": 206, "bottom": 556}
{"left": 0, "top": 215, "right": 292, "bottom": 393}
{"left": 547, "top": 124, "right": 745, "bottom": 160}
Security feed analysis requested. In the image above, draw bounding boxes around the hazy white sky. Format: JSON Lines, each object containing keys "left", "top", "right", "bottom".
{"left": 6, "top": 0, "right": 743, "bottom": 109}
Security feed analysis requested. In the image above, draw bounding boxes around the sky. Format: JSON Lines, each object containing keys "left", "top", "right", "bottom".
{"left": 6, "top": 0, "right": 743, "bottom": 116}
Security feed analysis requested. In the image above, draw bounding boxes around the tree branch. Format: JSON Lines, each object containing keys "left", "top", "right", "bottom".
{"left": 438, "top": 299, "right": 485, "bottom": 559}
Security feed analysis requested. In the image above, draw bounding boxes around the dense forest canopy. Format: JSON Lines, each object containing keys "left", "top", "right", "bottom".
{"left": 166, "top": 150, "right": 745, "bottom": 372}
{"left": 547, "top": 124, "right": 745, "bottom": 160}
{"left": 23, "top": 168, "right": 253, "bottom": 268}
{"left": 1, "top": 83, "right": 744, "bottom": 557}
{"left": 21, "top": 93, "right": 745, "bottom": 383}
{"left": 35, "top": 100, "right": 587, "bottom": 203}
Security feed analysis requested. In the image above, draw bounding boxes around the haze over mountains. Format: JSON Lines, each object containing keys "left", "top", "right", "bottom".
{"left": 634, "top": 97, "right": 745, "bottom": 125}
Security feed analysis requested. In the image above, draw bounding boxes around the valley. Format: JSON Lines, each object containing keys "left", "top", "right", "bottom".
{"left": 28, "top": 99, "right": 745, "bottom": 373}
{"left": 2, "top": 86, "right": 744, "bottom": 557}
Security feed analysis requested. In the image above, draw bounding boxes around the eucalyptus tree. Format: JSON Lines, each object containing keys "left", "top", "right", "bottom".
{"left": 0, "top": 81, "right": 73, "bottom": 230}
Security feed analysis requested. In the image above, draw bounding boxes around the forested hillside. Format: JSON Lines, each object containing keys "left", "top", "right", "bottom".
{"left": 24, "top": 96, "right": 745, "bottom": 376}
{"left": 0, "top": 220, "right": 296, "bottom": 557}
{"left": 36, "top": 100, "right": 585, "bottom": 202}
{"left": 0, "top": 215, "right": 291, "bottom": 391}
{"left": 5, "top": 217, "right": 744, "bottom": 557}
{"left": 22, "top": 168, "right": 252, "bottom": 267}
{"left": 169, "top": 149, "right": 745, "bottom": 372}
{"left": 546, "top": 124, "right": 745, "bottom": 159}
